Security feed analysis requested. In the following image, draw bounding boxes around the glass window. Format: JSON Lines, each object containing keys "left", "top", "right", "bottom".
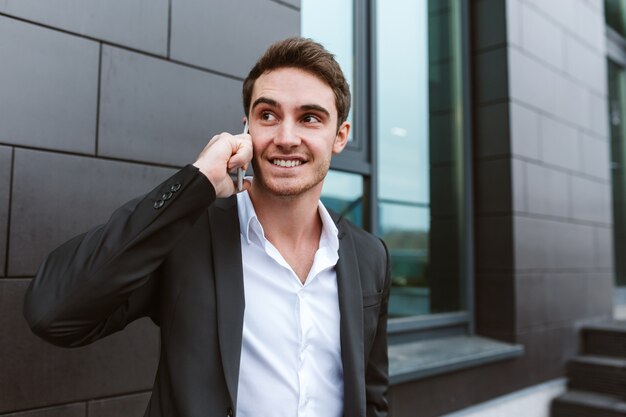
{"left": 377, "top": 0, "right": 468, "bottom": 317}
{"left": 379, "top": 203, "right": 430, "bottom": 315}
{"left": 609, "top": 60, "right": 626, "bottom": 290}
{"left": 606, "top": 0, "right": 626, "bottom": 36}
{"left": 301, "top": 0, "right": 355, "bottom": 142}
{"left": 321, "top": 170, "right": 363, "bottom": 227}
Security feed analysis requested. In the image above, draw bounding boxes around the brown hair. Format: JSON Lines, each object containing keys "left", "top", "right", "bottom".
{"left": 242, "top": 37, "right": 351, "bottom": 128}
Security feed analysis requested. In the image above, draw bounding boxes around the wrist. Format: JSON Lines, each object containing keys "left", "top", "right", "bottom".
{"left": 193, "top": 162, "right": 229, "bottom": 198}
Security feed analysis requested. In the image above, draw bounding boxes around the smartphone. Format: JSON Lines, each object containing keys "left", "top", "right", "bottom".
{"left": 237, "top": 120, "right": 249, "bottom": 192}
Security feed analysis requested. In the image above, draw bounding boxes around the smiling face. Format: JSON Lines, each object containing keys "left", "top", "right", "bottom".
{"left": 247, "top": 67, "right": 350, "bottom": 200}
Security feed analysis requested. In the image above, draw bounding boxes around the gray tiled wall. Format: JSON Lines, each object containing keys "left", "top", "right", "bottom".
{"left": 98, "top": 46, "right": 242, "bottom": 166}
{"left": 0, "top": 0, "right": 169, "bottom": 55}
{"left": 0, "top": 1, "right": 298, "bottom": 415}
{"left": 0, "top": 16, "right": 99, "bottom": 154}
{"left": 170, "top": 0, "right": 300, "bottom": 77}
{"left": 8, "top": 149, "right": 176, "bottom": 276}
{"left": 508, "top": 0, "right": 613, "bottom": 320}
{"left": 473, "top": 0, "right": 613, "bottom": 388}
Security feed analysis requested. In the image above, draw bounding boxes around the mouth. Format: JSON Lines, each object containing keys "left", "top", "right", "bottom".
{"left": 271, "top": 159, "right": 304, "bottom": 168}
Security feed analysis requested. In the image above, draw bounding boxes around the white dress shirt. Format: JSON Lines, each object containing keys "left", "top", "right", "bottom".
{"left": 235, "top": 190, "right": 344, "bottom": 417}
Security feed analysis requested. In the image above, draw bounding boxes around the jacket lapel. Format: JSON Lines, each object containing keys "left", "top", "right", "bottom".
{"left": 209, "top": 196, "right": 245, "bottom": 408}
{"left": 335, "top": 217, "right": 366, "bottom": 417}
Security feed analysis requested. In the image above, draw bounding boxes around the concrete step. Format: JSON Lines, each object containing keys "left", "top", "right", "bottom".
{"left": 551, "top": 390, "right": 626, "bottom": 417}
{"left": 583, "top": 320, "right": 626, "bottom": 359}
{"left": 567, "top": 355, "right": 626, "bottom": 400}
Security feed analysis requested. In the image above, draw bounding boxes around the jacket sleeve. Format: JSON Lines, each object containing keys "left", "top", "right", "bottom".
{"left": 23, "top": 164, "right": 216, "bottom": 347}
{"left": 365, "top": 239, "right": 392, "bottom": 417}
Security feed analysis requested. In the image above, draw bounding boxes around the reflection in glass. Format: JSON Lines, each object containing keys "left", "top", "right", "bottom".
{"left": 609, "top": 61, "right": 626, "bottom": 289}
{"left": 301, "top": 0, "right": 355, "bottom": 141}
{"left": 379, "top": 203, "right": 430, "bottom": 317}
{"left": 377, "top": 0, "right": 467, "bottom": 317}
{"left": 377, "top": 0, "right": 429, "bottom": 204}
{"left": 606, "top": 0, "right": 626, "bottom": 36}
{"left": 321, "top": 170, "right": 363, "bottom": 227}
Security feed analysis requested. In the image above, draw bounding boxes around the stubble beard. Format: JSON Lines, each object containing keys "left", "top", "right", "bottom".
{"left": 251, "top": 155, "right": 331, "bottom": 200}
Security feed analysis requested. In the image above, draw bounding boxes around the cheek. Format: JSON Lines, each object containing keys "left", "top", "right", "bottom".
{"left": 251, "top": 136, "right": 271, "bottom": 156}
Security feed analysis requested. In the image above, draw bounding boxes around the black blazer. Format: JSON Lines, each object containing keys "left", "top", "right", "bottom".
{"left": 24, "top": 165, "right": 391, "bottom": 417}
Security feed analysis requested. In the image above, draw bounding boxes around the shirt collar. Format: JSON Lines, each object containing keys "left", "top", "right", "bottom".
{"left": 236, "top": 188, "right": 339, "bottom": 252}
{"left": 236, "top": 189, "right": 263, "bottom": 245}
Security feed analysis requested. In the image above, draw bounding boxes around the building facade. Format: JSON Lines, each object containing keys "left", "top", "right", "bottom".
{"left": 0, "top": 0, "right": 619, "bottom": 416}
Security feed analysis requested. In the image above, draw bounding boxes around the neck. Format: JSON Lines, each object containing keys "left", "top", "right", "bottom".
{"left": 247, "top": 185, "right": 323, "bottom": 247}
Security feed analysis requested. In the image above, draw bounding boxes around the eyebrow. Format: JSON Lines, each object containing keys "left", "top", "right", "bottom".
{"left": 300, "top": 104, "right": 330, "bottom": 118}
{"left": 251, "top": 97, "right": 278, "bottom": 111}
{"left": 251, "top": 97, "right": 331, "bottom": 119}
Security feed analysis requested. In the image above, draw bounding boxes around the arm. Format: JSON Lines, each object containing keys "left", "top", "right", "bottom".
{"left": 365, "top": 239, "right": 392, "bottom": 417}
{"left": 24, "top": 131, "right": 253, "bottom": 348}
{"left": 23, "top": 165, "right": 216, "bottom": 347}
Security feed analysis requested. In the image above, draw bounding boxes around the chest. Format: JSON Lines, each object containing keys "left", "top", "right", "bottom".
{"left": 279, "top": 242, "right": 318, "bottom": 284}
{"left": 239, "top": 240, "right": 341, "bottom": 344}
{"left": 238, "top": 240, "right": 344, "bottom": 408}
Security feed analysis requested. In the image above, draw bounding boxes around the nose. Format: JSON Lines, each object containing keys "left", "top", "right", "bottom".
{"left": 273, "top": 119, "right": 301, "bottom": 148}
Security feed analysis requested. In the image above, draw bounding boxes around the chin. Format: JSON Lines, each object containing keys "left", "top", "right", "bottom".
{"left": 263, "top": 181, "right": 317, "bottom": 199}
{"left": 255, "top": 174, "right": 326, "bottom": 199}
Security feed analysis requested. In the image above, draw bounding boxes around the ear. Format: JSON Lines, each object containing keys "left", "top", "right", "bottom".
{"left": 332, "top": 121, "right": 350, "bottom": 154}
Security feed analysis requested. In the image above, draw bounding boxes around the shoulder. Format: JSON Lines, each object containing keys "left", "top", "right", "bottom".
{"left": 331, "top": 211, "right": 389, "bottom": 267}
{"left": 333, "top": 213, "right": 392, "bottom": 299}
{"left": 341, "top": 218, "right": 385, "bottom": 251}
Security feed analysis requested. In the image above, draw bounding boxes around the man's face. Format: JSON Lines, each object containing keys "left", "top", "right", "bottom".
{"left": 247, "top": 67, "right": 350, "bottom": 199}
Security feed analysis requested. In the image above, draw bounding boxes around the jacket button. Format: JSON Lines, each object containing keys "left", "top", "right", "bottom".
{"left": 153, "top": 199, "right": 164, "bottom": 209}
{"left": 226, "top": 407, "right": 234, "bottom": 417}
{"left": 170, "top": 183, "right": 181, "bottom": 192}
{"left": 162, "top": 191, "right": 173, "bottom": 201}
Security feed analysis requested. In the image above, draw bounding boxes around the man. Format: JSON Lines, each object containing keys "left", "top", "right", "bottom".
{"left": 24, "top": 37, "right": 390, "bottom": 417}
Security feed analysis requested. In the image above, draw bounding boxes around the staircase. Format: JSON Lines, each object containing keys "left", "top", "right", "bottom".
{"left": 551, "top": 321, "right": 626, "bottom": 417}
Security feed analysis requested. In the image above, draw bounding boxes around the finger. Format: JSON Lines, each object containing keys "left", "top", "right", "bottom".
{"left": 236, "top": 133, "right": 252, "bottom": 143}
{"left": 227, "top": 157, "right": 250, "bottom": 171}
{"left": 227, "top": 143, "right": 253, "bottom": 170}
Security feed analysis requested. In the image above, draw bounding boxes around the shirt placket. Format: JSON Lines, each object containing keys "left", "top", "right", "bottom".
{"left": 297, "top": 288, "right": 314, "bottom": 416}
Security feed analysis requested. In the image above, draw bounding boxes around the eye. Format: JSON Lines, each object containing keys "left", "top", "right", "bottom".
{"left": 260, "top": 111, "right": 277, "bottom": 122}
{"left": 302, "top": 114, "right": 321, "bottom": 124}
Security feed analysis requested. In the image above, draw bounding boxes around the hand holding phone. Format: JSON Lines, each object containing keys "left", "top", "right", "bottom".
{"left": 192, "top": 122, "right": 252, "bottom": 198}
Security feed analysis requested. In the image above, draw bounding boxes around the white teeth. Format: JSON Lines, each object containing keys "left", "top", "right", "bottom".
{"left": 273, "top": 159, "right": 302, "bottom": 167}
